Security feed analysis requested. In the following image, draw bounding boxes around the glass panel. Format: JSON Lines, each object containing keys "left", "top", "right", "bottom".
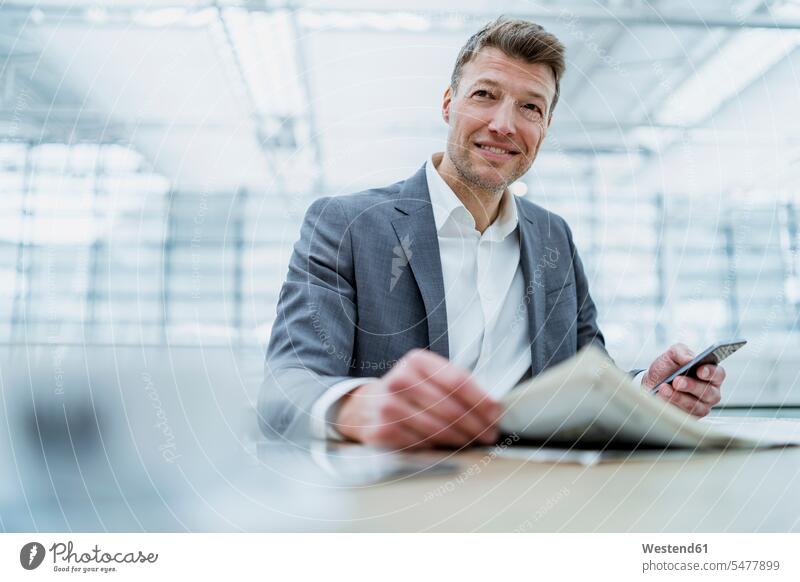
{"left": 1, "top": 140, "right": 797, "bottom": 404}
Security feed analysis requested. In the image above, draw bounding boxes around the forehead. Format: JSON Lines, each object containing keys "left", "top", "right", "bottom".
{"left": 459, "top": 46, "right": 556, "bottom": 103}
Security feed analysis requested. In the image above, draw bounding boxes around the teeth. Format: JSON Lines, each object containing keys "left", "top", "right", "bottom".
{"left": 479, "top": 144, "right": 512, "bottom": 155}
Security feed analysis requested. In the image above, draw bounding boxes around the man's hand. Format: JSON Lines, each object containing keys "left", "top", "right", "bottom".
{"left": 334, "top": 349, "right": 501, "bottom": 449}
{"left": 642, "top": 343, "right": 725, "bottom": 417}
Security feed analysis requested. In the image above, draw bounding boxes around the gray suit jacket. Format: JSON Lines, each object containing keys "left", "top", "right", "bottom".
{"left": 258, "top": 164, "right": 609, "bottom": 440}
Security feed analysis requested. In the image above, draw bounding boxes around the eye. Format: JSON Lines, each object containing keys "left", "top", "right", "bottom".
{"left": 522, "top": 103, "right": 545, "bottom": 121}
{"left": 473, "top": 89, "right": 493, "bottom": 99}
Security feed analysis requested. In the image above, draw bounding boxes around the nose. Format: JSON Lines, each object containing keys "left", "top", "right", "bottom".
{"left": 487, "top": 97, "right": 517, "bottom": 137}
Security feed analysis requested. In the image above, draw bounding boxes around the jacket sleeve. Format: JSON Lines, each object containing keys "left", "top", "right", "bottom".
{"left": 563, "top": 221, "right": 606, "bottom": 355}
{"left": 258, "top": 196, "right": 359, "bottom": 440}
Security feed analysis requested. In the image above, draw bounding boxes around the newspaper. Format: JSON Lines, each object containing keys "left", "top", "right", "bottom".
{"left": 499, "top": 346, "right": 800, "bottom": 449}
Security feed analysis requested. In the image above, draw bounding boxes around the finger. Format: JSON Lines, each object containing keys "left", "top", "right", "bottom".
{"left": 403, "top": 380, "right": 497, "bottom": 444}
{"left": 658, "top": 384, "right": 711, "bottom": 417}
{"left": 672, "top": 376, "right": 721, "bottom": 405}
{"left": 406, "top": 350, "right": 500, "bottom": 425}
{"left": 387, "top": 366, "right": 495, "bottom": 442}
{"left": 381, "top": 398, "right": 474, "bottom": 447}
{"left": 369, "top": 417, "right": 429, "bottom": 450}
{"left": 666, "top": 343, "right": 696, "bottom": 366}
{"left": 696, "top": 364, "right": 726, "bottom": 387}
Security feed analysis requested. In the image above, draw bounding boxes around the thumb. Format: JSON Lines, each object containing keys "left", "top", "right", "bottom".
{"left": 646, "top": 344, "right": 695, "bottom": 387}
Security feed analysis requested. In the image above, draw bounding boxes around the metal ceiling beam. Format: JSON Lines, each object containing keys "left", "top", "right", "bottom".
{"left": 627, "top": 1, "right": 778, "bottom": 182}
{"left": 287, "top": 9, "right": 325, "bottom": 193}
{"left": 211, "top": 7, "right": 285, "bottom": 188}
{"left": 3, "top": 2, "right": 800, "bottom": 31}
{"left": 9, "top": 111, "right": 798, "bottom": 148}
{"left": 339, "top": 118, "right": 793, "bottom": 135}
{"left": 558, "top": 22, "right": 626, "bottom": 127}
{"left": 0, "top": 122, "right": 124, "bottom": 143}
{"left": 0, "top": 109, "right": 777, "bottom": 135}
{"left": 0, "top": 114, "right": 238, "bottom": 131}
{"left": 631, "top": 1, "right": 768, "bottom": 125}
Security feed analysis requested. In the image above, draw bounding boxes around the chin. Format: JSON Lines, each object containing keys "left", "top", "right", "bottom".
{"left": 476, "top": 162, "right": 519, "bottom": 184}
{"left": 472, "top": 175, "right": 508, "bottom": 192}
{"left": 451, "top": 153, "right": 512, "bottom": 192}
{"left": 474, "top": 166, "right": 513, "bottom": 186}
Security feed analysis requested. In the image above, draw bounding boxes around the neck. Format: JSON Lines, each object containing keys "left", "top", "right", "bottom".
{"left": 433, "top": 152, "right": 503, "bottom": 234}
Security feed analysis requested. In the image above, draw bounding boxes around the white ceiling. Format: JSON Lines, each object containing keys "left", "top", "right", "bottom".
{"left": 4, "top": 0, "right": 800, "bottom": 198}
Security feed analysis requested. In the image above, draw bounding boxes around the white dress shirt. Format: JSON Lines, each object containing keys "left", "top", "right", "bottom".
{"left": 424, "top": 153, "right": 533, "bottom": 400}
{"left": 310, "top": 154, "right": 644, "bottom": 438}
{"left": 310, "top": 153, "right": 531, "bottom": 439}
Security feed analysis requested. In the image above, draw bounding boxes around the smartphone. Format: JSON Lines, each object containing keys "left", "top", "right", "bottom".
{"left": 650, "top": 339, "right": 747, "bottom": 393}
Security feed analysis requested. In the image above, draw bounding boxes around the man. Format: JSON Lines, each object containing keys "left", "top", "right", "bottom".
{"left": 259, "top": 18, "right": 725, "bottom": 448}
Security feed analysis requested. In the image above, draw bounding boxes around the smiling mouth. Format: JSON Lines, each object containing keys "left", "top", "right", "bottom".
{"left": 475, "top": 143, "right": 520, "bottom": 158}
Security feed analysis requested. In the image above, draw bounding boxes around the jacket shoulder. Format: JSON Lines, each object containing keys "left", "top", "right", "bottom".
{"left": 326, "top": 178, "right": 406, "bottom": 211}
{"left": 300, "top": 178, "right": 406, "bottom": 226}
{"left": 516, "top": 196, "right": 573, "bottom": 237}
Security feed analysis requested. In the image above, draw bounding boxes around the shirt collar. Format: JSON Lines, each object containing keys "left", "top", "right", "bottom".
{"left": 425, "top": 153, "right": 519, "bottom": 241}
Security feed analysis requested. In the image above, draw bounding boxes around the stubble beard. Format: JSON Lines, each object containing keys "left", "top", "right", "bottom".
{"left": 447, "top": 140, "right": 529, "bottom": 197}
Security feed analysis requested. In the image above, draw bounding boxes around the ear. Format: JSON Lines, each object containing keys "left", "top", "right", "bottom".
{"left": 442, "top": 86, "right": 452, "bottom": 124}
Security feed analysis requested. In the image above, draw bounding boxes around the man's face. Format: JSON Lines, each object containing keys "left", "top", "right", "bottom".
{"left": 442, "top": 46, "right": 556, "bottom": 193}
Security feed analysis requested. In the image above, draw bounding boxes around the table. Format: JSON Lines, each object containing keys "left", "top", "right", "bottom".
{"left": 286, "top": 438, "right": 800, "bottom": 532}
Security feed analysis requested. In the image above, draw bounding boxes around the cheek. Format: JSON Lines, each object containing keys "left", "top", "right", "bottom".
{"left": 458, "top": 119, "right": 484, "bottom": 141}
{"left": 453, "top": 106, "right": 490, "bottom": 137}
{"left": 527, "top": 127, "right": 546, "bottom": 155}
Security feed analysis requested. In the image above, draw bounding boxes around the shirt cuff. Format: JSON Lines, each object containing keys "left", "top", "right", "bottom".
{"left": 310, "top": 378, "right": 375, "bottom": 440}
{"left": 633, "top": 369, "right": 647, "bottom": 386}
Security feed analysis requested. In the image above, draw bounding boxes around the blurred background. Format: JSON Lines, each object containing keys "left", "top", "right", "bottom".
{"left": 2, "top": 0, "right": 798, "bottom": 403}
{"left": 2, "top": 0, "right": 800, "bottom": 529}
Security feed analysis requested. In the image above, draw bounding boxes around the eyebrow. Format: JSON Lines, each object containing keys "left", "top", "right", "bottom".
{"left": 470, "top": 78, "right": 550, "bottom": 105}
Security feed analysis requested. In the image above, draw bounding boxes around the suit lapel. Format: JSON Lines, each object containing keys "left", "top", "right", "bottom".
{"left": 391, "top": 166, "right": 449, "bottom": 359}
{"left": 516, "top": 198, "right": 547, "bottom": 374}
